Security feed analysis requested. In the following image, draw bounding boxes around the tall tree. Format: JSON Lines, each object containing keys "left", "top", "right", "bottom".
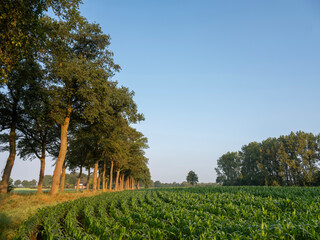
{"left": 215, "top": 131, "right": 320, "bottom": 186}
{"left": 241, "top": 142, "right": 263, "bottom": 185}
{"left": 215, "top": 151, "right": 242, "bottom": 185}
{"left": 14, "top": 179, "right": 21, "bottom": 187}
{"left": 186, "top": 170, "right": 199, "bottom": 186}
{"left": 0, "top": 0, "right": 81, "bottom": 194}
{"left": 45, "top": 17, "right": 121, "bottom": 195}
{"left": 17, "top": 76, "right": 59, "bottom": 193}
{"left": 67, "top": 129, "right": 93, "bottom": 191}
{"left": 0, "top": 58, "right": 41, "bottom": 193}
{"left": 258, "top": 138, "right": 281, "bottom": 186}
{"left": 125, "top": 127, "right": 150, "bottom": 189}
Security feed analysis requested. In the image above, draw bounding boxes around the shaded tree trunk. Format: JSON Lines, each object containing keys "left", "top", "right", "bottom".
{"left": 60, "top": 161, "right": 66, "bottom": 192}
{"left": 76, "top": 166, "right": 82, "bottom": 192}
{"left": 92, "top": 159, "right": 99, "bottom": 191}
{"left": 37, "top": 157, "right": 45, "bottom": 193}
{"left": 109, "top": 160, "right": 113, "bottom": 190}
{"left": 115, "top": 169, "right": 120, "bottom": 191}
{"left": 50, "top": 107, "right": 71, "bottom": 195}
{"left": 0, "top": 119, "right": 16, "bottom": 194}
{"left": 137, "top": 182, "right": 140, "bottom": 190}
{"left": 102, "top": 159, "right": 106, "bottom": 191}
{"left": 125, "top": 177, "right": 129, "bottom": 190}
{"left": 105, "top": 177, "right": 109, "bottom": 190}
{"left": 119, "top": 174, "right": 124, "bottom": 191}
{"left": 86, "top": 167, "right": 90, "bottom": 191}
{"left": 132, "top": 177, "right": 135, "bottom": 190}
{"left": 36, "top": 131, "right": 47, "bottom": 193}
{"left": 128, "top": 176, "right": 131, "bottom": 189}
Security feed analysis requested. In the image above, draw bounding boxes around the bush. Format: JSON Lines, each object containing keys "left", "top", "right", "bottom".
{"left": 7, "top": 178, "right": 14, "bottom": 193}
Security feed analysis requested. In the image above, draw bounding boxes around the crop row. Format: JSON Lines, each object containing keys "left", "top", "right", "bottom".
{"left": 14, "top": 187, "right": 320, "bottom": 239}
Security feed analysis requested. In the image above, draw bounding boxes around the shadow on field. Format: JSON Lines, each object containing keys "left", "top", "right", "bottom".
{"left": 0, "top": 212, "right": 12, "bottom": 240}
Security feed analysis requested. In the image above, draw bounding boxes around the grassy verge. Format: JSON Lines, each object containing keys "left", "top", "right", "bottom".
{"left": 12, "top": 188, "right": 76, "bottom": 194}
{"left": 0, "top": 190, "right": 104, "bottom": 240}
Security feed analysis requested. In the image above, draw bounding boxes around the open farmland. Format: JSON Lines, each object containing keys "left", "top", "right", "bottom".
{"left": 14, "top": 187, "right": 320, "bottom": 239}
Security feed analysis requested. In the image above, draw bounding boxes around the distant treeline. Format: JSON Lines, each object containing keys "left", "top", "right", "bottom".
{"left": 153, "top": 181, "right": 217, "bottom": 188}
{"left": 12, "top": 173, "right": 82, "bottom": 189}
{"left": 215, "top": 131, "right": 320, "bottom": 186}
{"left": 11, "top": 172, "right": 151, "bottom": 191}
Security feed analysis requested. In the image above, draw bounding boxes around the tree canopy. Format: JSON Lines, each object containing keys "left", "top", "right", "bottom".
{"left": 0, "top": 0, "right": 151, "bottom": 194}
{"left": 215, "top": 131, "right": 320, "bottom": 186}
{"left": 186, "top": 170, "right": 199, "bottom": 186}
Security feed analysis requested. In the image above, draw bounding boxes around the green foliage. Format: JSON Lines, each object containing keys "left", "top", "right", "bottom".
{"left": 153, "top": 181, "right": 190, "bottom": 188}
{"left": 42, "top": 174, "right": 80, "bottom": 188}
{"left": 21, "top": 179, "right": 37, "bottom": 188}
{"left": 44, "top": 16, "right": 122, "bottom": 126}
{"left": 64, "top": 173, "right": 78, "bottom": 188}
{"left": 14, "top": 187, "right": 320, "bottom": 239}
{"left": 29, "top": 179, "right": 37, "bottom": 187}
{"left": 0, "top": 0, "right": 150, "bottom": 195}
{"left": 7, "top": 178, "right": 14, "bottom": 192}
{"left": 186, "top": 170, "right": 199, "bottom": 185}
{"left": 0, "top": 0, "right": 82, "bottom": 83}
{"left": 216, "top": 131, "right": 320, "bottom": 186}
{"left": 43, "top": 175, "right": 53, "bottom": 188}
{"left": 14, "top": 179, "right": 21, "bottom": 187}
{"left": 215, "top": 152, "right": 242, "bottom": 185}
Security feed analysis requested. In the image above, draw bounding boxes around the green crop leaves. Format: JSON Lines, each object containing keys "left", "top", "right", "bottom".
{"left": 14, "top": 187, "right": 320, "bottom": 239}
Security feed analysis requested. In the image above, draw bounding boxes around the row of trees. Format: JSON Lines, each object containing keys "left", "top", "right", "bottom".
{"left": 13, "top": 173, "right": 77, "bottom": 189}
{"left": 0, "top": 0, "right": 151, "bottom": 194}
{"left": 153, "top": 181, "right": 191, "bottom": 188}
{"left": 153, "top": 171, "right": 199, "bottom": 188}
{"left": 216, "top": 131, "right": 320, "bottom": 186}
{"left": 13, "top": 179, "right": 37, "bottom": 188}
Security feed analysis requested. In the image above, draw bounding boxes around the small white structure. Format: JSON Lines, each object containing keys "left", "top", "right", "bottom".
{"left": 75, "top": 183, "right": 86, "bottom": 189}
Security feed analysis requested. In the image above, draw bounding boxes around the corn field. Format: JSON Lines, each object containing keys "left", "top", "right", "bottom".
{"left": 15, "top": 187, "right": 320, "bottom": 239}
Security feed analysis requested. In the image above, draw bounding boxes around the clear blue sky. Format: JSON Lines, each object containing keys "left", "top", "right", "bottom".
{"left": 1, "top": 0, "right": 320, "bottom": 183}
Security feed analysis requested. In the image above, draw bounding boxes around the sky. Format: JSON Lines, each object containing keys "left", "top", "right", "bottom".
{"left": 1, "top": 0, "right": 320, "bottom": 183}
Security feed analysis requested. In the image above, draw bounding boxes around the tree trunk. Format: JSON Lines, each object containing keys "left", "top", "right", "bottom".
{"left": 129, "top": 176, "right": 132, "bottom": 189}
{"left": 76, "top": 166, "right": 82, "bottom": 192}
{"left": 86, "top": 167, "right": 90, "bottom": 191}
{"left": 37, "top": 157, "right": 45, "bottom": 193}
{"left": 102, "top": 159, "right": 106, "bottom": 191}
{"left": 132, "top": 177, "right": 135, "bottom": 190}
{"left": 109, "top": 160, "right": 113, "bottom": 190}
{"left": 124, "top": 177, "right": 128, "bottom": 190}
{"left": 105, "top": 177, "right": 109, "bottom": 190}
{"left": 92, "top": 159, "right": 99, "bottom": 192}
{"left": 60, "top": 161, "right": 66, "bottom": 192}
{"left": 137, "top": 182, "right": 140, "bottom": 189}
{"left": 97, "top": 168, "right": 101, "bottom": 190}
{"left": 50, "top": 107, "right": 71, "bottom": 195}
{"left": 127, "top": 176, "right": 129, "bottom": 189}
{"left": 115, "top": 169, "right": 120, "bottom": 191}
{"left": 128, "top": 176, "right": 131, "bottom": 189}
{"left": 119, "top": 174, "right": 124, "bottom": 191}
{"left": 37, "top": 139, "right": 46, "bottom": 193}
{"left": 0, "top": 121, "right": 16, "bottom": 194}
